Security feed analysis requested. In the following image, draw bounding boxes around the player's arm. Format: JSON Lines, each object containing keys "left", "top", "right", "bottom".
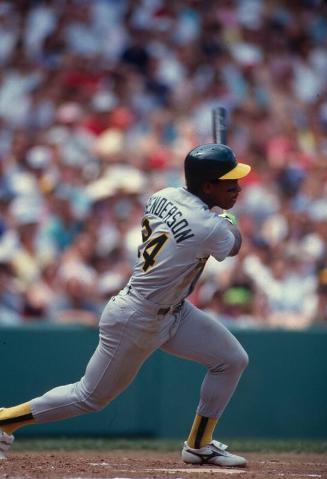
{"left": 218, "top": 212, "right": 242, "bottom": 257}
{"left": 205, "top": 215, "right": 241, "bottom": 262}
{"left": 225, "top": 222, "right": 242, "bottom": 256}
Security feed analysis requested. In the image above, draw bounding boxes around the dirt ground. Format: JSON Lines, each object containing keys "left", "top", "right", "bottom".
{"left": 1, "top": 450, "right": 327, "bottom": 479}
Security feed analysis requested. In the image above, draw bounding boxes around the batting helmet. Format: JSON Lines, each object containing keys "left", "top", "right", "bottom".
{"left": 184, "top": 144, "right": 251, "bottom": 192}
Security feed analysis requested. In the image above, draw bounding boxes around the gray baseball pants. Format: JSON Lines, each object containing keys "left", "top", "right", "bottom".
{"left": 31, "top": 287, "right": 248, "bottom": 423}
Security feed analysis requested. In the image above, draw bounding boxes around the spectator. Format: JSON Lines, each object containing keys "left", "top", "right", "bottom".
{"left": 0, "top": 232, "right": 23, "bottom": 325}
{"left": 0, "top": 0, "right": 326, "bottom": 328}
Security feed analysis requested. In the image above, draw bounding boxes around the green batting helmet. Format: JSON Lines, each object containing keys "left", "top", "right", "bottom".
{"left": 184, "top": 143, "right": 251, "bottom": 192}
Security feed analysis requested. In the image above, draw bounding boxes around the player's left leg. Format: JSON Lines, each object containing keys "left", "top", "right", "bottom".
{"left": 0, "top": 332, "right": 152, "bottom": 457}
{"left": 0, "top": 292, "right": 161, "bottom": 455}
{"left": 161, "top": 300, "right": 248, "bottom": 467}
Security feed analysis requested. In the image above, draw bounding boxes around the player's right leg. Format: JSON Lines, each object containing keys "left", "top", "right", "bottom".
{"left": 0, "top": 292, "right": 160, "bottom": 458}
{"left": 161, "top": 300, "right": 248, "bottom": 467}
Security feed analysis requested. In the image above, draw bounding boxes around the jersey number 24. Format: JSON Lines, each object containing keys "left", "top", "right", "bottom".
{"left": 138, "top": 218, "right": 168, "bottom": 272}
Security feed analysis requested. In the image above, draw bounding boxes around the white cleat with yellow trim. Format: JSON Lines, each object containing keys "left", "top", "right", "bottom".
{"left": 182, "top": 440, "right": 247, "bottom": 467}
{"left": 0, "top": 430, "right": 14, "bottom": 460}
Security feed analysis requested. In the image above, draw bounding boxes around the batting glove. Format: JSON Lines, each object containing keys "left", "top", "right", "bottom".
{"left": 219, "top": 212, "right": 238, "bottom": 225}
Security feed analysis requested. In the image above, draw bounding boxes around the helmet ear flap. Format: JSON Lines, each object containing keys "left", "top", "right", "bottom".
{"left": 184, "top": 158, "right": 209, "bottom": 193}
{"left": 185, "top": 174, "right": 205, "bottom": 195}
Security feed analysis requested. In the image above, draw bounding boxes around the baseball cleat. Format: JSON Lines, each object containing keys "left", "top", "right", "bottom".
{"left": 182, "top": 440, "right": 247, "bottom": 467}
{"left": 0, "top": 430, "right": 14, "bottom": 460}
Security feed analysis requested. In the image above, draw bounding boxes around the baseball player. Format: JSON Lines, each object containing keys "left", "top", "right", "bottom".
{"left": 0, "top": 143, "right": 251, "bottom": 467}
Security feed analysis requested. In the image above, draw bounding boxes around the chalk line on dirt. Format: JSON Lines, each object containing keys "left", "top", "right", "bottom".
{"left": 88, "top": 463, "right": 246, "bottom": 474}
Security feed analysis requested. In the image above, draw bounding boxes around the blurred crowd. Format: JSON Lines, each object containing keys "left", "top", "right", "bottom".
{"left": 0, "top": 0, "right": 326, "bottom": 329}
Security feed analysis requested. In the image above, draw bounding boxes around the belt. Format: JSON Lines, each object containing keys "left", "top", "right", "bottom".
{"left": 157, "top": 301, "right": 184, "bottom": 316}
{"left": 125, "top": 286, "right": 184, "bottom": 316}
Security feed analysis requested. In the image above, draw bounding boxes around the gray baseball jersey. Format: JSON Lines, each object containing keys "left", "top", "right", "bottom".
{"left": 129, "top": 186, "right": 235, "bottom": 305}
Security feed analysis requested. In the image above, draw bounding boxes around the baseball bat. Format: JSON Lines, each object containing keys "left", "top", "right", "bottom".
{"left": 212, "top": 106, "right": 229, "bottom": 215}
{"left": 212, "top": 106, "right": 228, "bottom": 145}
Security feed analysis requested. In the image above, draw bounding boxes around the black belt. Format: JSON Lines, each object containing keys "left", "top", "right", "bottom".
{"left": 126, "top": 286, "right": 184, "bottom": 316}
{"left": 157, "top": 301, "right": 184, "bottom": 316}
